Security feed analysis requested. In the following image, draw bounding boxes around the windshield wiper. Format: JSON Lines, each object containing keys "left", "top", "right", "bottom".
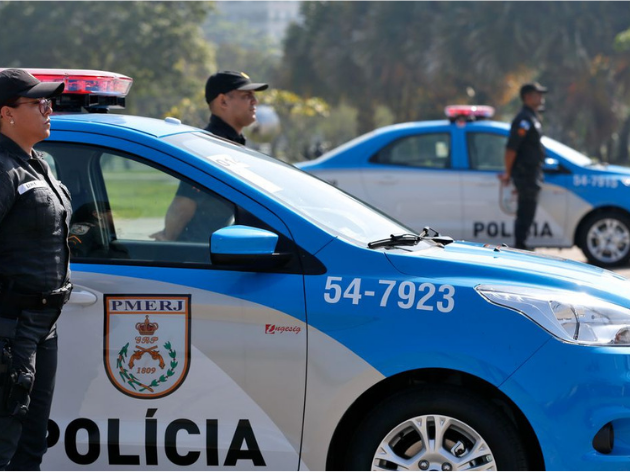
{"left": 417, "top": 226, "right": 454, "bottom": 245}
{"left": 368, "top": 227, "right": 454, "bottom": 249}
{"left": 368, "top": 233, "right": 421, "bottom": 249}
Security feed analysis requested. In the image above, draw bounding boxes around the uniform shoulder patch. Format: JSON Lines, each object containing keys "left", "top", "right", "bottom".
{"left": 519, "top": 119, "right": 531, "bottom": 131}
{"left": 70, "top": 223, "right": 92, "bottom": 235}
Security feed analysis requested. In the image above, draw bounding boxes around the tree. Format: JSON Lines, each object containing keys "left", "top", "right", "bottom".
{"left": 203, "top": 9, "right": 282, "bottom": 82}
{"left": 0, "top": 1, "right": 215, "bottom": 118}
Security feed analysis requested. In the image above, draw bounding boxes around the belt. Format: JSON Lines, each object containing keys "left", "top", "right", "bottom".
{"left": 2, "top": 282, "right": 73, "bottom": 311}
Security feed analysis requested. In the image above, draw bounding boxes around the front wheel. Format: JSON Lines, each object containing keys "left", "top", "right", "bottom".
{"left": 344, "top": 386, "right": 530, "bottom": 471}
{"left": 578, "top": 212, "right": 630, "bottom": 267}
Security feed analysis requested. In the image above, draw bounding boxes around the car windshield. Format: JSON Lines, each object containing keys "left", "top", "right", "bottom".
{"left": 167, "top": 132, "right": 412, "bottom": 243}
{"left": 542, "top": 136, "right": 593, "bottom": 166}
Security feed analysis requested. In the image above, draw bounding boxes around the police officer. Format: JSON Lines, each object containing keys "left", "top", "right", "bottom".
{"left": 151, "top": 71, "right": 268, "bottom": 241}
{"left": 500, "top": 82, "right": 548, "bottom": 250}
{"left": 203, "top": 70, "right": 269, "bottom": 144}
{"left": 0, "top": 69, "right": 72, "bottom": 470}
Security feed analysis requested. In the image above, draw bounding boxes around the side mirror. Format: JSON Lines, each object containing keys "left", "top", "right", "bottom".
{"left": 210, "top": 225, "right": 291, "bottom": 269}
{"left": 543, "top": 157, "right": 561, "bottom": 173}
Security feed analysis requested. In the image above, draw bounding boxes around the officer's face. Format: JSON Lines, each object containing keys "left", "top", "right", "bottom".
{"left": 525, "top": 91, "right": 545, "bottom": 110}
{"left": 5, "top": 96, "right": 53, "bottom": 144}
{"left": 224, "top": 90, "right": 259, "bottom": 129}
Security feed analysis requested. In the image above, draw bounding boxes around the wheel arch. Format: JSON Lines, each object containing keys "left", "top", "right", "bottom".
{"left": 325, "top": 367, "right": 545, "bottom": 470}
{"left": 574, "top": 205, "right": 630, "bottom": 247}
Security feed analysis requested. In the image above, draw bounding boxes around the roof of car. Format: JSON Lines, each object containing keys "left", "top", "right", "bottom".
{"left": 297, "top": 119, "right": 511, "bottom": 169}
{"left": 51, "top": 113, "right": 201, "bottom": 139}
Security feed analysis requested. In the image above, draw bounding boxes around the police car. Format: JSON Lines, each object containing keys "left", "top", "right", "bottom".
{"left": 298, "top": 105, "right": 630, "bottom": 268}
{"left": 18, "top": 70, "right": 630, "bottom": 470}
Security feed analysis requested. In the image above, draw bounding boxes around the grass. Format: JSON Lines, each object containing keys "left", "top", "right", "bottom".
{"left": 103, "top": 170, "right": 179, "bottom": 219}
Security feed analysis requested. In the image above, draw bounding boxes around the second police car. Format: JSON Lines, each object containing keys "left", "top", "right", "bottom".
{"left": 14, "top": 70, "right": 630, "bottom": 470}
{"left": 298, "top": 106, "right": 630, "bottom": 268}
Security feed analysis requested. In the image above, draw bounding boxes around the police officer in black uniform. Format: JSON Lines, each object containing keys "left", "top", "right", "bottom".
{"left": 501, "top": 82, "right": 548, "bottom": 250}
{"left": 0, "top": 69, "right": 71, "bottom": 470}
{"left": 203, "top": 70, "right": 268, "bottom": 144}
{"left": 151, "top": 71, "right": 268, "bottom": 241}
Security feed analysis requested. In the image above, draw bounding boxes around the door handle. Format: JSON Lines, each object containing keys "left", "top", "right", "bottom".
{"left": 68, "top": 287, "right": 98, "bottom": 306}
{"left": 376, "top": 176, "right": 399, "bottom": 185}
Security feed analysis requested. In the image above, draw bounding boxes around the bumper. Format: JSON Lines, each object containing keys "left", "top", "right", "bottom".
{"left": 502, "top": 340, "right": 630, "bottom": 470}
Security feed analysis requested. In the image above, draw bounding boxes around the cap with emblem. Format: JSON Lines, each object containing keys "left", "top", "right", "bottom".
{"left": 520, "top": 82, "right": 548, "bottom": 100}
{"left": 0, "top": 68, "right": 65, "bottom": 108}
{"left": 205, "top": 70, "right": 268, "bottom": 104}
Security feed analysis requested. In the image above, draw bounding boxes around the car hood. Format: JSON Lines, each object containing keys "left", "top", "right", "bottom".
{"left": 385, "top": 241, "right": 630, "bottom": 305}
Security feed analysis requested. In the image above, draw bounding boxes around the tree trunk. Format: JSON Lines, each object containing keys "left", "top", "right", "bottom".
{"left": 615, "top": 116, "right": 630, "bottom": 165}
{"left": 356, "top": 101, "right": 375, "bottom": 136}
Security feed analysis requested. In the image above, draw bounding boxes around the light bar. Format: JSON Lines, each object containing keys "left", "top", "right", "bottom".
{"left": 19, "top": 68, "right": 133, "bottom": 97}
{"left": 445, "top": 105, "right": 495, "bottom": 120}
{"left": 0, "top": 68, "right": 134, "bottom": 112}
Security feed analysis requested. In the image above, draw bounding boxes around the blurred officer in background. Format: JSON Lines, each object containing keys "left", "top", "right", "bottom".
{"left": 152, "top": 71, "right": 268, "bottom": 242}
{"left": 500, "top": 82, "right": 548, "bottom": 250}
{"left": 0, "top": 69, "right": 71, "bottom": 470}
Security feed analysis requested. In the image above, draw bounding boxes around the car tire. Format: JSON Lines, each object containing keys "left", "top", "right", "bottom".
{"left": 578, "top": 211, "right": 630, "bottom": 268}
{"left": 344, "top": 385, "right": 530, "bottom": 471}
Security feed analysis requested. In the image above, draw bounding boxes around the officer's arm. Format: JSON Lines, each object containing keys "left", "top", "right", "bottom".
{"left": 501, "top": 117, "right": 528, "bottom": 185}
{"left": 502, "top": 148, "right": 517, "bottom": 183}
{"left": 150, "top": 196, "right": 197, "bottom": 241}
{"left": 0, "top": 173, "right": 15, "bottom": 225}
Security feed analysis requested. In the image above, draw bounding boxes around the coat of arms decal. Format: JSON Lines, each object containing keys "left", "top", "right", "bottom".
{"left": 104, "top": 295, "right": 191, "bottom": 399}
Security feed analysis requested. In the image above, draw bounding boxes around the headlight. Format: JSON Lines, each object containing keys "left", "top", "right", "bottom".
{"left": 476, "top": 285, "right": 630, "bottom": 346}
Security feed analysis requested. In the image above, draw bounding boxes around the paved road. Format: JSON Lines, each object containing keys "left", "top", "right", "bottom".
{"left": 536, "top": 246, "right": 630, "bottom": 278}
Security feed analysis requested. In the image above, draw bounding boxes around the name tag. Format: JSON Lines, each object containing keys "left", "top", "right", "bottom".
{"left": 17, "top": 180, "right": 48, "bottom": 195}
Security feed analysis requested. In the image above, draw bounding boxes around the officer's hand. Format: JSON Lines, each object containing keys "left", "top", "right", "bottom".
{"left": 498, "top": 173, "right": 511, "bottom": 186}
{"left": 150, "top": 229, "right": 169, "bottom": 241}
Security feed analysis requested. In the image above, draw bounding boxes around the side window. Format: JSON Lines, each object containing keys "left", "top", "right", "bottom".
{"left": 370, "top": 133, "right": 451, "bottom": 168}
{"left": 468, "top": 133, "right": 508, "bottom": 171}
{"left": 37, "top": 150, "right": 58, "bottom": 178}
{"left": 98, "top": 154, "right": 236, "bottom": 264}
{"left": 36, "top": 142, "right": 245, "bottom": 266}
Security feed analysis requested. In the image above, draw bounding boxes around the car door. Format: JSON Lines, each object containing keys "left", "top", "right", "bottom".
{"left": 360, "top": 131, "right": 463, "bottom": 236}
{"left": 37, "top": 138, "right": 307, "bottom": 470}
{"left": 461, "top": 130, "right": 568, "bottom": 247}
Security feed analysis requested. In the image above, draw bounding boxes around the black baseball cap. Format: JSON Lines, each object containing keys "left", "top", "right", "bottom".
{"left": 520, "top": 82, "right": 548, "bottom": 100}
{"left": 205, "top": 70, "right": 268, "bottom": 104}
{"left": 0, "top": 68, "right": 65, "bottom": 108}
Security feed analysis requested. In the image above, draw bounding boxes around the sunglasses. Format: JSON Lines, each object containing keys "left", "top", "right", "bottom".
{"left": 14, "top": 98, "right": 53, "bottom": 115}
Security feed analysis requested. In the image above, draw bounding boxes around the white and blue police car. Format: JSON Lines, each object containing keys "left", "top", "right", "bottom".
{"left": 298, "top": 105, "right": 630, "bottom": 268}
{"left": 15, "top": 70, "right": 630, "bottom": 470}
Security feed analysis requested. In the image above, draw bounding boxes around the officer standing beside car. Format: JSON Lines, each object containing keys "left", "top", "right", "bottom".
{"left": 151, "top": 70, "right": 268, "bottom": 242}
{"left": 0, "top": 69, "right": 72, "bottom": 470}
{"left": 500, "top": 82, "right": 548, "bottom": 250}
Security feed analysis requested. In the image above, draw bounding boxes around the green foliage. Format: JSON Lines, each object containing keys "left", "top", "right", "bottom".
{"left": 255, "top": 89, "right": 329, "bottom": 161}
{"left": 203, "top": 10, "right": 282, "bottom": 80}
{"left": 615, "top": 29, "right": 630, "bottom": 52}
{"left": 259, "top": 89, "right": 329, "bottom": 118}
{"left": 0, "top": 1, "right": 215, "bottom": 118}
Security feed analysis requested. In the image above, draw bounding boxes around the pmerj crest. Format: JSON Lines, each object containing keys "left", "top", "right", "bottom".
{"left": 104, "top": 295, "right": 191, "bottom": 399}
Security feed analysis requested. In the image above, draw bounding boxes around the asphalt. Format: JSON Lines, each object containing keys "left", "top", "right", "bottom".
{"left": 536, "top": 246, "right": 630, "bottom": 278}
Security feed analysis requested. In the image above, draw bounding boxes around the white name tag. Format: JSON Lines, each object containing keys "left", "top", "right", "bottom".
{"left": 17, "top": 180, "right": 47, "bottom": 195}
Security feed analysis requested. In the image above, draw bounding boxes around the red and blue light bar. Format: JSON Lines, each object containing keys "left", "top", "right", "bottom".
{"left": 22, "top": 68, "right": 133, "bottom": 96}
{"left": 0, "top": 68, "right": 134, "bottom": 112}
{"left": 445, "top": 105, "right": 495, "bottom": 122}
